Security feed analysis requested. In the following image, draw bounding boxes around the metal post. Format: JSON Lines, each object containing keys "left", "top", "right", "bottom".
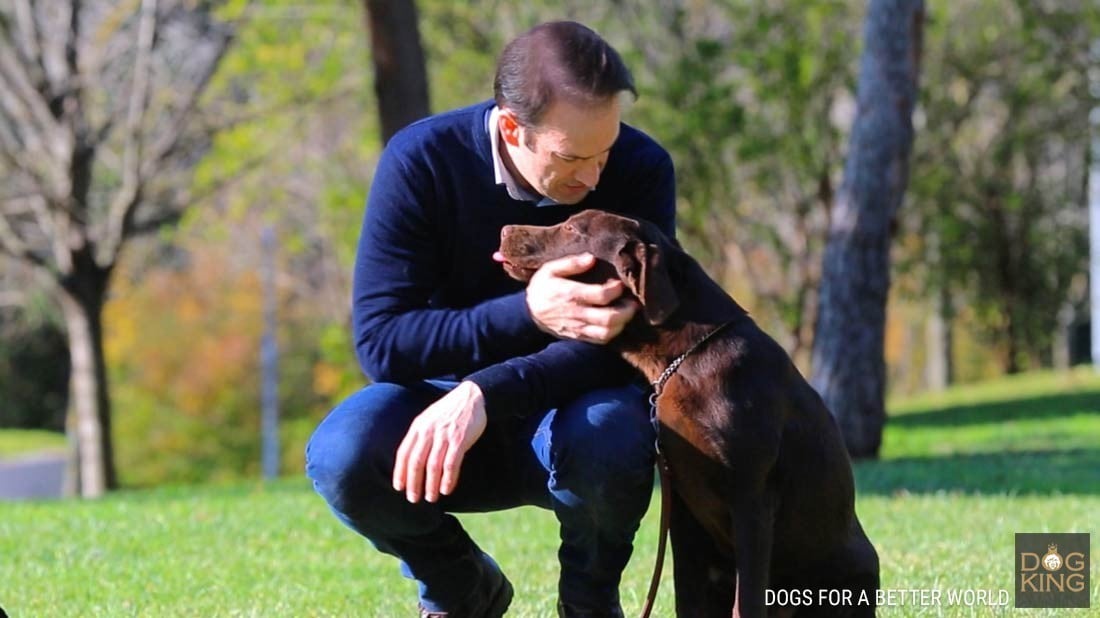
{"left": 1090, "top": 39, "right": 1100, "bottom": 371}
{"left": 260, "top": 226, "right": 280, "bottom": 478}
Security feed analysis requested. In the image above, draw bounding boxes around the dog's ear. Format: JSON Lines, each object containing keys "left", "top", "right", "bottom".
{"left": 615, "top": 239, "right": 679, "bottom": 325}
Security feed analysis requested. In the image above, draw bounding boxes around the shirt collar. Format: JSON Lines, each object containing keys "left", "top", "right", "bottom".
{"left": 487, "top": 106, "right": 560, "bottom": 207}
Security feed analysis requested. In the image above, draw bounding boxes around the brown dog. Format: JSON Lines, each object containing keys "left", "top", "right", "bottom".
{"left": 498, "top": 210, "right": 879, "bottom": 617}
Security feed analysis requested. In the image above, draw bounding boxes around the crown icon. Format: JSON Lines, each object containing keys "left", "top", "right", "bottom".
{"left": 1048, "top": 544, "right": 1058, "bottom": 553}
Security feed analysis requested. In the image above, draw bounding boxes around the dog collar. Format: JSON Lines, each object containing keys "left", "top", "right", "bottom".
{"left": 650, "top": 320, "right": 736, "bottom": 400}
{"left": 640, "top": 318, "right": 735, "bottom": 618}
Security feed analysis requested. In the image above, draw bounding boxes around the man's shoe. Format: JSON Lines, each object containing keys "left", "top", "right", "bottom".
{"left": 417, "top": 555, "right": 513, "bottom": 618}
{"left": 556, "top": 599, "right": 625, "bottom": 618}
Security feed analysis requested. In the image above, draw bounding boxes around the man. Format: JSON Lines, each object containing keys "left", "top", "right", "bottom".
{"left": 305, "top": 21, "right": 676, "bottom": 618}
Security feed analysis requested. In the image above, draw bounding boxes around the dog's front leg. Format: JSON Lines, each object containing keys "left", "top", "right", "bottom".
{"left": 669, "top": 491, "right": 735, "bottom": 617}
{"left": 730, "top": 496, "right": 775, "bottom": 618}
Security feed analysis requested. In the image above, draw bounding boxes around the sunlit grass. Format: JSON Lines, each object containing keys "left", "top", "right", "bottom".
{"left": 1, "top": 370, "right": 1098, "bottom": 616}
{"left": 0, "top": 429, "right": 66, "bottom": 458}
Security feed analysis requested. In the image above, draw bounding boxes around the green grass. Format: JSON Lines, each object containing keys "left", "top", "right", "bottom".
{"left": 0, "top": 428, "right": 66, "bottom": 458}
{"left": 1, "top": 370, "right": 1098, "bottom": 617}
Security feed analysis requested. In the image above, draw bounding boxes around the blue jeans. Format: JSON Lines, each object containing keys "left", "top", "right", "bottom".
{"left": 305, "top": 380, "right": 655, "bottom": 611}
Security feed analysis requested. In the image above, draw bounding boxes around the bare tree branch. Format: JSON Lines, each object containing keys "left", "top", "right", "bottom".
{"left": 0, "top": 207, "right": 48, "bottom": 270}
{"left": 0, "top": 41, "right": 63, "bottom": 154}
{"left": 100, "top": 0, "right": 157, "bottom": 265}
{"left": 143, "top": 29, "right": 232, "bottom": 172}
{"left": 0, "top": 107, "right": 57, "bottom": 196}
{"left": 8, "top": 0, "right": 47, "bottom": 89}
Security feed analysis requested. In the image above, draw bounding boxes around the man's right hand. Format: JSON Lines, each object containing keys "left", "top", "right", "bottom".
{"left": 526, "top": 253, "right": 637, "bottom": 344}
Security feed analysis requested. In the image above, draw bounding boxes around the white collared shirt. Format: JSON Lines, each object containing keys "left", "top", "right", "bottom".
{"left": 487, "top": 106, "right": 560, "bottom": 207}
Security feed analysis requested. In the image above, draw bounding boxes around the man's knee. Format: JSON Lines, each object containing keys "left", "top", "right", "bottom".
{"left": 552, "top": 385, "right": 655, "bottom": 486}
{"left": 305, "top": 382, "right": 426, "bottom": 513}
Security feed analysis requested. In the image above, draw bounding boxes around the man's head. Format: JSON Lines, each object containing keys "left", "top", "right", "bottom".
{"left": 493, "top": 22, "right": 636, "bottom": 205}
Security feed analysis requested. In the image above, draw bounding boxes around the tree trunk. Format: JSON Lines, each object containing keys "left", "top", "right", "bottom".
{"left": 58, "top": 265, "right": 116, "bottom": 497}
{"left": 363, "top": 0, "right": 430, "bottom": 144}
{"left": 1004, "top": 316, "right": 1021, "bottom": 374}
{"left": 810, "top": 0, "right": 924, "bottom": 459}
{"left": 1053, "top": 303, "right": 1074, "bottom": 371}
{"left": 925, "top": 285, "right": 952, "bottom": 391}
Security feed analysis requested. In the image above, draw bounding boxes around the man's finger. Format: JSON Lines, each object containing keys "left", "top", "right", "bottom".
{"left": 440, "top": 440, "right": 468, "bottom": 496}
{"left": 572, "top": 279, "right": 625, "bottom": 306}
{"left": 578, "top": 306, "right": 637, "bottom": 343}
{"left": 581, "top": 301, "right": 637, "bottom": 329}
{"left": 392, "top": 429, "right": 417, "bottom": 491}
{"left": 403, "top": 431, "right": 431, "bottom": 503}
{"left": 540, "top": 253, "right": 595, "bottom": 277}
{"left": 424, "top": 435, "right": 450, "bottom": 503}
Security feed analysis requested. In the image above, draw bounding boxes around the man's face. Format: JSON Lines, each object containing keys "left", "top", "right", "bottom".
{"left": 500, "top": 98, "right": 620, "bottom": 205}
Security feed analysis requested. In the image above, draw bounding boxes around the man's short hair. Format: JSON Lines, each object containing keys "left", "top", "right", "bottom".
{"left": 493, "top": 21, "right": 637, "bottom": 128}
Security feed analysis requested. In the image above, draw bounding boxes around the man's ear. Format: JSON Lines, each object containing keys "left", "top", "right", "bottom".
{"left": 614, "top": 240, "right": 679, "bottom": 325}
{"left": 498, "top": 109, "right": 521, "bottom": 147}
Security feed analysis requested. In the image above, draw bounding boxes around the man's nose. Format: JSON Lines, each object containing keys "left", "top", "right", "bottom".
{"left": 575, "top": 159, "right": 601, "bottom": 188}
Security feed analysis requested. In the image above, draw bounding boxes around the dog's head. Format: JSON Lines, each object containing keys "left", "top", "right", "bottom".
{"left": 497, "top": 210, "right": 680, "bottom": 325}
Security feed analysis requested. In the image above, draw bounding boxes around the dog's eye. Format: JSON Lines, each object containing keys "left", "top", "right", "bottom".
{"left": 563, "top": 224, "right": 577, "bottom": 233}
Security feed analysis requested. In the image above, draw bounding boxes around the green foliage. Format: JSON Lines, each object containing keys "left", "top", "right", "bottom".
{"left": 192, "top": 0, "right": 375, "bottom": 243}
{"left": 1, "top": 371, "right": 1098, "bottom": 615}
{"left": 584, "top": 1, "right": 865, "bottom": 363}
{"left": 101, "top": 0, "right": 373, "bottom": 487}
{"left": 901, "top": 0, "right": 1097, "bottom": 373}
{"left": 0, "top": 309, "right": 68, "bottom": 431}
{"left": 418, "top": 0, "right": 501, "bottom": 110}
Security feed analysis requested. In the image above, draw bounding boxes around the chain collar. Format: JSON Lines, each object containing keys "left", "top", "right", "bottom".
{"left": 640, "top": 319, "right": 734, "bottom": 618}
{"left": 649, "top": 320, "right": 735, "bottom": 404}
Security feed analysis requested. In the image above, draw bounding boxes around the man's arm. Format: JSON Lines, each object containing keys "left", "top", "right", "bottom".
{"left": 352, "top": 144, "right": 552, "bottom": 384}
{"left": 353, "top": 135, "right": 675, "bottom": 396}
{"left": 392, "top": 339, "right": 636, "bottom": 504}
{"left": 390, "top": 134, "right": 677, "bottom": 504}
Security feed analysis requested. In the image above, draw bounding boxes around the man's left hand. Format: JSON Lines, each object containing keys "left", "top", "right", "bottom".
{"left": 392, "top": 381, "right": 488, "bottom": 503}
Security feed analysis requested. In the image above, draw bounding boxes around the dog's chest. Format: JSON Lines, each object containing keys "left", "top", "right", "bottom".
{"left": 658, "top": 392, "right": 740, "bottom": 549}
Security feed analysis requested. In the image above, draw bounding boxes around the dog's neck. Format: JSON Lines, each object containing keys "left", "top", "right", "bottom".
{"left": 613, "top": 250, "right": 748, "bottom": 385}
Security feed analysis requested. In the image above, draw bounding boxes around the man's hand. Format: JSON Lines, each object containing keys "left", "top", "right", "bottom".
{"left": 526, "top": 253, "right": 638, "bottom": 344}
{"left": 392, "top": 381, "right": 487, "bottom": 503}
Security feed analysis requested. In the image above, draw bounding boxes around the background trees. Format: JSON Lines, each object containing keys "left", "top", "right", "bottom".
{"left": 3, "top": 0, "right": 1095, "bottom": 484}
{"left": 904, "top": 0, "right": 1095, "bottom": 379}
{"left": 0, "top": 0, "right": 236, "bottom": 495}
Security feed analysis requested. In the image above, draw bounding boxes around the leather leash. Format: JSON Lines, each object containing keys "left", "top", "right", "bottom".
{"left": 639, "top": 321, "right": 735, "bottom": 618}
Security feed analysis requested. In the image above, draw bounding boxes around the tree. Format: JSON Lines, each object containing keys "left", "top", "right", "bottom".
{"left": 362, "top": 0, "right": 430, "bottom": 143}
{"left": 810, "top": 0, "right": 924, "bottom": 458}
{"left": 605, "top": 0, "right": 863, "bottom": 367}
{"left": 902, "top": 0, "right": 1095, "bottom": 376}
{"left": 0, "top": 0, "right": 234, "bottom": 496}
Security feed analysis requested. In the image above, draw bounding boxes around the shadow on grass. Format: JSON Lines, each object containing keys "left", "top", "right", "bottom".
{"left": 854, "top": 448, "right": 1100, "bottom": 496}
{"left": 889, "top": 392, "right": 1100, "bottom": 429}
{"left": 893, "top": 389, "right": 1100, "bottom": 428}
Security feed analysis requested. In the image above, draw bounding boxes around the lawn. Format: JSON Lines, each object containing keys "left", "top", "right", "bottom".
{"left": 1, "top": 369, "right": 1098, "bottom": 617}
{"left": 0, "top": 429, "right": 66, "bottom": 458}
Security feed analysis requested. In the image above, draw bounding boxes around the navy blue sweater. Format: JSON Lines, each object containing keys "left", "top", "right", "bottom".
{"left": 353, "top": 100, "right": 676, "bottom": 418}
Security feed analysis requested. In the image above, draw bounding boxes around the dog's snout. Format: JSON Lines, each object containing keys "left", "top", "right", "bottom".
{"left": 500, "top": 226, "right": 537, "bottom": 257}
